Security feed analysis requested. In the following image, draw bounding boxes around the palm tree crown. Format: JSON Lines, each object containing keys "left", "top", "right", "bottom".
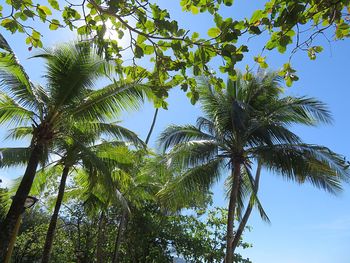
{"left": 158, "top": 72, "right": 349, "bottom": 262}
{"left": 0, "top": 40, "right": 148, "bottom": 259}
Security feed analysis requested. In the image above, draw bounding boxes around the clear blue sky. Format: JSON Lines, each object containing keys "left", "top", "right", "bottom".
{"left": 1, "top": 1, "right": 350, "bottom": 262}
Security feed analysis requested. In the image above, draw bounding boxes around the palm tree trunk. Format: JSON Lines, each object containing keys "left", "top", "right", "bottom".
{"left": 4, "top": 213, "right": 22, "bottom": 263}
{"left": 112, "top": 210, "right": 128, "bottom": 263}
{"left": 232, "top": 162, "right": 262, "bottom": 253}
{"left": 96, "top": 211, "right": 106, "bottom": 263}
{"left": 41, "top": 166, "right": 70, "bottom": 263}
{"left": 225, "top": 160, "right": 241, "bottom": 263}
{"left": 0, "top": 143, "right": 43, "bottom": 260}
{"left": 145, "top": 108, "right": 159, "bottom": 145}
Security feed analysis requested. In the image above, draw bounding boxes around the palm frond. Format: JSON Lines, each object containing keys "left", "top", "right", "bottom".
{"left": 158, "top": 124, "right": 215, "bottom": 152}
{"left": 199, "top": 87, "right": 234, "bottom": 134}
{"left": 0, "top": 93, "right": 36, "bottom": 126}
{"left": 0, "top": 147, "right": 32, "bottom": 168}
{"left": 71, "top": 82, "right": 146, "bottom": 121}
{"left": 3, "top": 164, "right": 61, "bottom": 211}
{"left": 247, "top": 121, "right": 302, "bottom": 146}
{"left": 166, "top": 140, "right": 219, "bottom": 169}
{"left": 243, "top": 165, "right": 270, "bottom": 222}
{"left": 254, "top": 144, "right": 349, "bottom": 194}
{"left": 157, "top": 157, "right": 224, "bottom": 207}
{"left": 0, "top": 34, "right": 37, "bottom": 110}
{"left": 81, "top": 122, "right": 145, "bottom": 148}
{"left": 196, "top": 116, "right": 217, "bottom": 136}
{"left": 30, "top": 165, "right": 62, "bottom": 196}
{"left": 6, "top": 126, "right": 33, "bottom": 140}
{"left": 224, "top": 171, "right": 250, "bottom": 221}
{"left": 32, "top": 42, "right": 112, "bottom": 110}
{"left": 269, "top": 96, "right": 332, "bottom": 125}
{"left": 77, "top": 142, "right": 111, "bottom": 180}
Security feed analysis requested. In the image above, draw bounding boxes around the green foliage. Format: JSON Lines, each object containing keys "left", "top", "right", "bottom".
{"left": 2, "top": 142, "right": 253, "bottom": 262}
{"left": 6, "top": 197, "right": 252, "bottom": 263}
{"left": 158, "top": 72, "right": 349, "bottom": 258}
{"left": 0, "top": 39, "right": 149, "bottom": 174}
{"left": 116, "top": 204, "right": 252, "bottom": 263}
{"left": 0, "top": 1, "right": 349, "bottom": 260}
{"left": 0, "top": 39, "right": 153, "bottom": 260}
{"left": 0, "top": 186, "right": 8, "bottom": 222}
{"left": 159, "top": 72, "right": 349, "bottom": 198}
{"left": 172, "top": 207, "right": 252, "bottom": 262}
{"left": 12, "top": 209, "right": 75, "bottom": 263}
{"left": 1, "top": 0, "right": 348, "bottom": 99}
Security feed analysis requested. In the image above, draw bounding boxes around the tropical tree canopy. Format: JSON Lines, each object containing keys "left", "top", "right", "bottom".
{"left": 0, "top": 12, "right": 348, "bottom": 259}
{"left": 1, "top": 0, "right": 350, "bottom": 101}
{"left": 0, "top": 39, "right": 150, "bottom": 260}
{"left": 158, "top": 72, "right": 349, "bottom": 261}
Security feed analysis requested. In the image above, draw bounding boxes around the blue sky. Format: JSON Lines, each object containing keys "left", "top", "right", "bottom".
{"left": 1, "top": 1, "right": 350, "bottom": 262}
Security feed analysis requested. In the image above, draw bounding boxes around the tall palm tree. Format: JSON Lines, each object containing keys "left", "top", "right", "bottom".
{"left": 40, "top": 122, "right": 145, "bottom": 263}
{"left": 3, "top": 138, "right": 142, "bottom": 262}
{"left": 158, "top": 73, "right": 349, "bottom": 262}
{"left": 0, "top": 38, "right": 147, "bottom": 259}
{"left": 71, "top": 145, "right": 145, "bottom": 263}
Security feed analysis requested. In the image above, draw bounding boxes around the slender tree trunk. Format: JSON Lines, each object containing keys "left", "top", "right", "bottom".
{"left": 4, "top": 214, "right": 22, "bottom": 263}
{"left": 112, "top": 210, "right": 128, "bottom": 263}
{"left": 225, "top": 161, "right": 241, "bottom": 263}
{"left": 96, "top": 211, "right": 106, "bottom": 263}
{"left": 232, "top": 162, "right": 262, "bottom": 253}
{"left": 41, "top": 166, "right": 70, "bottom": 263}
{"left": 145, "top": 108, "right": 159, "bottom": 145}
{"left": 0, "top": 143, "right": 43, "bottom": 260}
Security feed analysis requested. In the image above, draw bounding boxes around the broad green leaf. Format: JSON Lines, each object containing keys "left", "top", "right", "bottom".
{"left": 250, "top": 10, "right": 263, "bottom": 24}
{"left": 223, "top": 0, "right": 233, "bottom": 6}
{"left": 308, "top": 49, "right": 316, "bottom": 60}
{"left": 285, "top": 77, "right": 292, "bottom": 87}
{"left": 1, "top": 18, "right": 14, "bottom": 27}
{"left": 38, "top": 5, "right": 52, "bottom": 15}
{"left": 313, "top": 46, "right": 323, "bottom": 53}
{"left": 2, "top": 20, "right": 18, "bottom": 33}
{"left": 249, "top": 26, "right": 261, "bottom": 35}
{"left": 207, "top": 27, "right": 221, "bottom": 38}
{"left": 48, "top": 0, "right": 59, "bottom": 10}
{"left": 25, "top": 36, "right": 32, "bottom": 45}
{"left": 134, "top": 45, "right": 144, "bottom": 58}
{"left": 116, "top": 30, "right": 123, "bottom": 39}
{"left": 254, "top": 56, "right": 264, "bottom": 63}
{"left": 191, "top": 32, "right": 199, "bottom": 40}
{"left": 32, "top": 30, "right": 40, "bottom": 40}
{"left": 137, "top": 34, "right": 147, "bottom": 44}
{"left": 191, "top": 6, "right": 199, "bottom": 15}
{"left": 49, "top": 19, "right": 60, "bottom": 30}
{"left": 23, "top": 10, "right": 34, "bottom": 17}
{"left": 77, "top": 25, "right": 88, "bottom": 35}
{"left": 144, "top": 45, "right": 154, "bottom": 55}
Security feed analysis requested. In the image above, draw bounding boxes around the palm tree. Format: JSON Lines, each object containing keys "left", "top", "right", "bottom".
{"left": 41, "top": 122, "right": 145, "bottom": 263}
{"left": 3, "top": 138, "right": 143, "bottom": 262}
{"left": 0, "top": 38, "right": 147, "bottom": 259}
{"left": 158, "top": 73, "right": 349, "bottom": 262}
{"left": 71, "top": 144, "right": 144, "bottom": 263}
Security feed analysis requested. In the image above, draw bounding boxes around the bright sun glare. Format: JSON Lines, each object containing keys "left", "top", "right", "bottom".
{"left": 104, "top": 20, "right": 130, "bottom": 50}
